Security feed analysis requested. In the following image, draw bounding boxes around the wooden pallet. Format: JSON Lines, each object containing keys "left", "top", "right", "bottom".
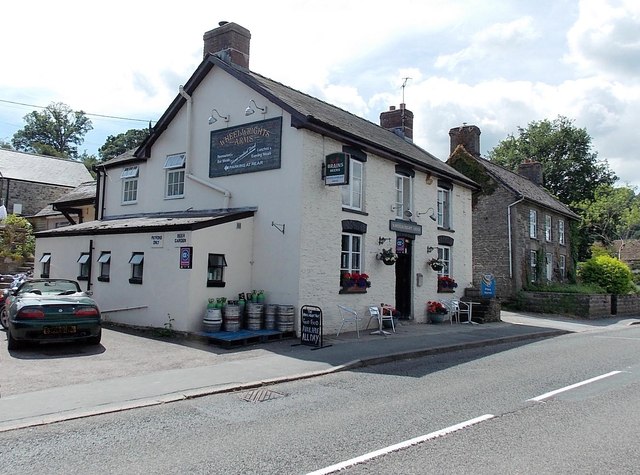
{"left": 197, "top": 329, "right": 296, "bottom": 348}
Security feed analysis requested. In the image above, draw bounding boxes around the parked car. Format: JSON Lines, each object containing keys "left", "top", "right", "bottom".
{"left": 4, "top": 279, "right": 101, "bottom": 350}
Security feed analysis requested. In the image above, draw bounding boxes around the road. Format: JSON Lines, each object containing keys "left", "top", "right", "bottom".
{"left": 1, "top": 325, "right": 639, "bottom": 474}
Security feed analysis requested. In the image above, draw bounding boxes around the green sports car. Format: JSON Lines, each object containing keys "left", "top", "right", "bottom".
{"left": 3, "top": 279, "right": 101, "bottom": 350}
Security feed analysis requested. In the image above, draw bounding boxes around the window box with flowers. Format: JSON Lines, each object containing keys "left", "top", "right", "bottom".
{"left": 376, "top": 248, "right": 398, "bottom": 266}
{"left": 437, "top": 276, "right": 458, "bottom": 293}
{"left": 340, "top": 272, "right": 371, "bottom": 293}
{"left": 427, "top": 300, "right": 449, "bottom": 323}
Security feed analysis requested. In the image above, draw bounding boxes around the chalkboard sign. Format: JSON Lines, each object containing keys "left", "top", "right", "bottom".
{"left": 209, "top": 117, "right": 282, "bottom": 177}
{"left": 300, "top": 305, "right": 325, "bottom": 349}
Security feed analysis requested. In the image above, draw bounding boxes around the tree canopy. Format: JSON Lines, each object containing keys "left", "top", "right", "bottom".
{"left": 11, "top": 102, "right": 93, "bottom": 159}
{"left": 488, "top": 116, "right": 617, "bottom": 205}
{"left": 98, "top": 128, "right": 149, "bottom": 162}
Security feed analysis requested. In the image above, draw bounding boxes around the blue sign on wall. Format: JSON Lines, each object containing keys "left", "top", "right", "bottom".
{"left": 481, "top": 274, "right": 496, "bottom": 297}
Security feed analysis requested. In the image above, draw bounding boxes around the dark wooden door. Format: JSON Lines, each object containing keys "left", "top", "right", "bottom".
{"left": 395, "top": 239, "right": 412, "bottom": 318}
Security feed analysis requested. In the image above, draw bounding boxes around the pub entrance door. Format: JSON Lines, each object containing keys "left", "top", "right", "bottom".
{"left": 395, "top": 237, "right": 413, "bottom": 318}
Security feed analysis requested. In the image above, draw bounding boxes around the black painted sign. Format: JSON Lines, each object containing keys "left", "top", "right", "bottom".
{"left": 389, "top": 219, "right": 422, "bottom": 235}
{"left": 300, "top": 305, "right": 323, "bottom": 348}
{"left": 209, "top": 117, "right": 282, "bottom": 177}
{"left": 324, "top": 152, "right": 349, "bottom": 185}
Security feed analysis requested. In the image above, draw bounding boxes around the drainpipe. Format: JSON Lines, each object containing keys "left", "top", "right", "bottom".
{"left": 179, "top": 85, "right": 232, "bottom": 209}
{"left": 507, "top": 195, "right": 525, "bottom": 278}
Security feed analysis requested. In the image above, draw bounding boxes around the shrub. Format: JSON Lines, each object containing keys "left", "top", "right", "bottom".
{"left": 0, "top": 214, "right": 35, "bottom": 262}
{"left": 578, "top": 255, "right": 634, "bottom": 295}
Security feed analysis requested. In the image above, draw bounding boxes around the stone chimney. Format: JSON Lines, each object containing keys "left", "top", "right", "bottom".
{"left": 518, "top": 160, "right": 543, "bottom": 186}
{"left": 449, "top": 124, "right": 481, "bottom": 157}
{"left": 203, "top": 21, "right": 251, "bottom": 68}
{"left": 380, "top": 104, "right": 414, "bottom": 141}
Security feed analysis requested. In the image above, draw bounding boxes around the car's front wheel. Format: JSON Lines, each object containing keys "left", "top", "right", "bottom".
{"left": 0, "top": 307, "right": 8, "bottom": 330}
{"left": 7, "top": 329, "right": 21, "bottom": 350}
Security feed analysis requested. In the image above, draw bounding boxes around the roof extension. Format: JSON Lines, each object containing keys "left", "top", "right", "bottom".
{"left": 0, "top": 149, "right": 94, "bottom": 187}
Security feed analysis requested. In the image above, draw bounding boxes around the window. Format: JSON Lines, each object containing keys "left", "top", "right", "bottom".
{"left": 530, "top": 250, "right": 537, "bottom": 282}
{"left": 545, "top": 252, "right": 553, "bottom": 280}
{"left": 559, "top": 255, "right": 566, "bottom": 279}
{"left": 545, "top": 215, "right": 552, "bottom": 241}
{"left": 164, "top": 153, "right": 186, "bottom": 199}
{"left": 39, "top": 253, "right": 51, "bottom": 278}
{"left": 437, "top": 246, "right": 451, "bottom": 277}
{"left": 341, "top": 158, "right": 363, "bottom": 210}
{"left": 77, "top": 253, "right": 90, "bottom": 280}
{"left": 98, "top": 252, "right": 111, "bottom": 282}
{"left": 340, "top": 233, "right": 362, "bottom": 276}
{"left": 558, "top": 219, "right": 565, "bottom": 245}
{"left": 394, "top": 174, "right": 412, "bottom": 219}
{"left": 529, "top": 210, "right": 537, "bottom": 238}
{"left": 437, "top": 187, "right": 451, "bottom": 228}
{"left": 207, "top": 254, "right": 228, "bottom": 287}
{"left": 121, "top": 166, "right": 139, "bottom": 204}
{"left": 129, "top": 252, "right": 144, "bottom": 284}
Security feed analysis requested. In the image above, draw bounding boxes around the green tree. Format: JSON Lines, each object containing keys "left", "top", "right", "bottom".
{"left": 574, "top": 184, "right": 640, "bottom": 247}
{"left": 98, "top": 128, "right": 149, "bottom": 162}
{"left": 578, "top": 254, "right": 634, "bottom": 294}
{"left": 0, "top": 214, "right": 35, "bottom": 262}
{"left": 0, "top": 139, "right": 13, "bottom": 150}
{"left": 488, "top": 116, "right": 617, "bottom": 205}
{"left": 11, "top": 102, "right": 93, "bottom": 159}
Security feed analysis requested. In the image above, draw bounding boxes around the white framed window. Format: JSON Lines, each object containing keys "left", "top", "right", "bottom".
{"left": 207, "top": 254, "right": 228, "bottom": 287}
{"left": 121, "top": 166, "right": 139, "bottom": 204}
{"left": 558, "top": 219, "right": 565, "bottom": 245}
{"left": 39, "top": 253, "right": 51, "bottom": 278}
{"left": 341, "top": 159, "right": 363, "bottom": 210}
{"left": 437, "top": 187, "right": 451, "bottom": 228}
{"left": 129, "top": 252, "right": 144, "bottom": 284}
{"left": 164, "top": 153, "right": 186, "bottom": 199}
{"left": 529, "top": 209, "right": 537, "bottom": 239}
{"left": 98, "top": 252, "right": 111, "bottom": 282}
{"left": 437, "top": 246, "right": 451, "bottom": 277}
{"left": 394, "top": 174, "right": 412, "bottom": 219}
{"left": 530, "top": 250, "right": 537, "bottom": 282}
{"left": 559, "top": 254, "right": 566, "bottom": 279}
{"left": 545, "top": 215, "right": 552, "bottom": 241}
{"left": 77, "top": 253, "right": 90, "bottom": 280}
{"left": 340, "top": 233, "right": 362, "bottom": 279}
{"left": 545, "top": 252, "right": 553, "bottom": 280}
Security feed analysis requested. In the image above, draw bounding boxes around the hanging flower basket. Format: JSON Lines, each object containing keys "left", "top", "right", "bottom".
{"left": 377, "top": 248, "right": 398, "bottom": 266}
{"left": 427, "top": 258, "right": 444, "bottom": 271}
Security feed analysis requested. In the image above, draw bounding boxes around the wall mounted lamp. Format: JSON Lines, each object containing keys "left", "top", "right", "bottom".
{"left": 245, "top": 99, "right": 267, "bottom": 116}
{"left": 208, "top": 109, "right": 229, "bottom": 125}
{"left": 418, "top": 207, "right": 437, "bottom": 221}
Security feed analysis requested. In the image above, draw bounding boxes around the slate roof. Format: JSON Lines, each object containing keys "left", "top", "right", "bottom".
{"left": 0, "top": 149, "right": 93, "bottom": 187}
{"left": 35, "top": 208, "right": 256, "bottom": 237}
{"left": 109, "top": 55, "right": 477, "bottom": 189}
{"left": 472, "top": 152, "right": 579, "bottom": 220}
{"left": 52, "top": 181, "right": 96, "bottom": 206}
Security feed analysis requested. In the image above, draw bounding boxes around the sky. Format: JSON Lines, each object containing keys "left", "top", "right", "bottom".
{"left": 1, "top": 0, "right": 639, "bottom": 188}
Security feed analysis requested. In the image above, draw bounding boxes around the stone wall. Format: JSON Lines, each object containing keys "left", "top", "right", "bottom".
{"left": 520, "top": 291, "right": 640, "bottom": 319}
{"left": 0, "top": 179, "right": 72, "bottom": 217}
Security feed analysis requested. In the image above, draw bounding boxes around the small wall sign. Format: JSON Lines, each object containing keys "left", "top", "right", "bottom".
{"left": 324, "top": 152, "right": 350, "bottom": 186}
{"left": 151, "top": 234, "right": 164, "bottom": 248}
{"left": 180, "top": 247, "right": 192, "bottom": 269}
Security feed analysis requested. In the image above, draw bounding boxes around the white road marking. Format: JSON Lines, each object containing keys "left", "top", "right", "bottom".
{"left": 529, "top": 371, "right": 623, "bottom": 402}
{"left": 306, "top": 414, "right": 495, "bottom": 475}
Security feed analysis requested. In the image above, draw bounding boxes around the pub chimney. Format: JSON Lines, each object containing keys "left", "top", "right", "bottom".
{"left": 380, "top": 104, "right": 414, "bottom": 141}
{"left": 449, "top": 124, "right": 481, "bottom": 157}
{"left": 203, "top": 21, "right": 251, "bottom": 68}
{"left": 518, "top": 160, "right": 544, "bottom": 186}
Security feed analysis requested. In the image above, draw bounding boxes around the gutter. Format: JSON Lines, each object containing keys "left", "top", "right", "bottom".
{"left": 178, "top": 85, "right": 231, "bottom": 208}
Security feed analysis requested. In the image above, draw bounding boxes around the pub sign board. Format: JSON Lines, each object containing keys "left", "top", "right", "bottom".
{"left": 324, "top": 152, "right": 350, "bottom": 186}
{"left": 300, "top": 305, "right": 327, "bottom": 349}
{"left": 209, "top": 117, "right": 282, "bottom": 177}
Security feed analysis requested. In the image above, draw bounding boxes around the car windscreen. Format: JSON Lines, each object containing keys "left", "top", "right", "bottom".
{"left": 18, "top": 280, "right": 80, "bottom": 296}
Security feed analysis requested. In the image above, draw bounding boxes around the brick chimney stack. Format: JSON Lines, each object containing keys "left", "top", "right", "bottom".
{"left": 449, "top": 124, "right": 481, "bottom": 157}
{"left": 518, "top": 160, "right": 544, "bottom": 186}
{"left": 380, "top": 104, "right": 414, "bottom": 141}
{"left": 203, "top": 21, "right": 251, "bottom": 68}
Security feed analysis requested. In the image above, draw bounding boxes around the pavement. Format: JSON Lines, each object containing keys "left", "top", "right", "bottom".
{"left": 1, "top": 310, "right": 638, "bottom": 433}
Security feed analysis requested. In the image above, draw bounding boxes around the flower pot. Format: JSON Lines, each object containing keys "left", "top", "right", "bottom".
{"left": 382, "top": 259, "right": 396, "bottom": 266}
{"left": 428, "top": 312, "right": 448, "bottom": 323}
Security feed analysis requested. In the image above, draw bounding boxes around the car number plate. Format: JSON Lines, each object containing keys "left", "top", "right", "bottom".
{"left": 44, "top": 325, "right": 77, "bottom": 335}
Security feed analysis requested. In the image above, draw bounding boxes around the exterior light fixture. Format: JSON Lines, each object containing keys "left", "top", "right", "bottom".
{"left": 245, "top": 99, "right": 267, "bottom": 116}
{"left": 418, "top": 208, "right": 437, "bottom": 221}
{"left": 208, "top": 109, "right": 229, "bottom": 125}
